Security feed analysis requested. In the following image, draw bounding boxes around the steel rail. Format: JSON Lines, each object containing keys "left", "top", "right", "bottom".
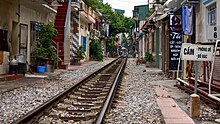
{"left": 15, "top": 58, "right": 120, "bottom": 124}
{"left": 96, "top": 57, "right": 127, "bottom": 124}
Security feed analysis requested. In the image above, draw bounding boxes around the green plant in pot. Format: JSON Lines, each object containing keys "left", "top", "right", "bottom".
{"left": 33, "top": 22, "right": 59, "bottom": 72}
{"left": 145, "top": 52, "right": 154, "bottom": 67}
{"left": 76, "top": 46, "right": 85, "bottom": 59}
{"left": 89, "top": 37, "right": 103, "bottom": 61}
{"left": 73, "top": 45, "right": 85, "bottom": 65}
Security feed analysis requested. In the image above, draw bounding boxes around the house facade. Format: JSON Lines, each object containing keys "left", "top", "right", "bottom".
{"left": 69, "top": 0, "right": 102, "bottom": 64}
{"left": 141, "top": 0, "right": 220, "bottom": 82}
{"left": 0, "top": 0, "right": 56, "bottom": 74}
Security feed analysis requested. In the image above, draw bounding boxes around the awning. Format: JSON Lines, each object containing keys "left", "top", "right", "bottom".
{"left": 20, "top": 0, "right": 57, "bottom": 13}
{"left": 164, "top": 0, "right": 184, "bottom": 9}
{"left": 42, "top": 4, "right": 57, "bottom": 13}
{"left": 156, "top": 13, "right": 168, "bottom": 21}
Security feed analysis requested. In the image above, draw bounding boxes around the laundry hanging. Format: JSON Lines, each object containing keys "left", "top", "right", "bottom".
{"left": 182, "top": 5, "right": 193, "bottom": 35}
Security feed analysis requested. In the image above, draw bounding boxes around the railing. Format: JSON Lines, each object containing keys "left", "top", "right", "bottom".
{"left": 63, "top": 0, "right": 72, "bottom": 53}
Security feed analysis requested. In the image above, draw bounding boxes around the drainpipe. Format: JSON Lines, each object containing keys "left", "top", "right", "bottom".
{"left": 162, "top": 23, "right": 165, "bottom": 72}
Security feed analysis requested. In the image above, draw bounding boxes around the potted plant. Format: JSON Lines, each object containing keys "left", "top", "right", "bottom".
{"left": 74, "top": 46, "right": 85, "bottom": 65}
{"left": 32, "top": 22, "right": 59, "bottom": 73}
{"left": 145, "top": 52, "right": 154, "bottom": 67}
{"left": 89, "top": 38, "right": 103, "bottom": 61}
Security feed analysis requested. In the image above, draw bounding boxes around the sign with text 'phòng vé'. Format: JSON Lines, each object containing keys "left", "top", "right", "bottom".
{"left": 181, "top": 43, "right": 214, "bottom": 61}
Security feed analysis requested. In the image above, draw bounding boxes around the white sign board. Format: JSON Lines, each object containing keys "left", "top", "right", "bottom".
{"left": 181, "top": 43, "right": 214, "bottom": 61}
{"left": 207, "top": 26, "right": 220, "bottom": 41}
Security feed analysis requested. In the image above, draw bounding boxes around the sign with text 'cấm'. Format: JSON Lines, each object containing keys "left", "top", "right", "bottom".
{"left": 181, "top": 43, "right": 214, "bottom": 61}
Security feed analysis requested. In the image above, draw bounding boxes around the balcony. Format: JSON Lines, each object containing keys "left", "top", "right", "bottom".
{"left": 20, "top": 0, "right": 56, "bottom": 13}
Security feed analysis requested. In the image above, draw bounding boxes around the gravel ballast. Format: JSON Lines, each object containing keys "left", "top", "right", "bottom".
{"left": 105, "top": 58, "right": 166, "bottom": 124}
{"left": 0, "top": 59, "right": 114, "bottom": 123}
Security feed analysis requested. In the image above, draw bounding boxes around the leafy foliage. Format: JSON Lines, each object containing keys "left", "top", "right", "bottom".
{"left": 33, "top": 22, "right": 59, "bottom": 66}
{"left": 76, "top": 46, "right": 85, "bottom": 59}
{"left": 89, "top": 38, "right": 103, "bottom": 61}
{"left": 106, "top": 37, "right": 114, "bottom": 52}
{"left": 145, "top": 52, "right": 153, "bottom": 62}
{"left": 148, "top": 8, "right": 155, "bottom": 17}
{"left": 83, "top": 0, "right": 134, "bottom": 36}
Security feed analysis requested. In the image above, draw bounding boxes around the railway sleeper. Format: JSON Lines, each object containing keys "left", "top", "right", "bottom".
{"left": 88, "top": 87, "right": 103, "bottom": 91}
{"left": 72, "top": 103, "right": 94, "bottom": 108}
{"left": 94, "top": 81, "right": 107, "bottom": 85}
{"left": 78, "top": 88, "right": 88, "bottom": 92}
{"left": 77, "top": 97, "right": 97, "bottom": 103}
{"left": 99, "top": 92, "right": 108, "bottom": 96}
{"left": 85, "top": 112, "right": 98, "bottom": 120}
{"left": 48, "top": 112, "right": 60, "bottom": 119}
{"left": 84, "top": 83, "right": 95, "bottom": 87}
{"left": 69, "top": 95, "right": 79, "bottom": 99}
{"left": 81, "top": 93, "right": 99, "bottom": 98}
{"left": 81, "top": 85, "right": 90, "bottom": 89}
{"left": 63, "top": 99, "right": 75, "bottom": 104}
{"left": 97, "top": 96, "right": 106, "bottom": 101}
{"left": 73, "top": 91, "right": 83, "bottom": 96}
{"left": 80, "top": 120, "right": 94, "bottom": 124}
{"left": 86, "top": 90, "right": 102, "bottom": 94}
{"left": 60, "top": 116, "right": 86, "bottom": 121}
{"left": 93, "top": 100, "right": 104, "bottom": 106}
{"left": 67, "top": 108, "right": 91, "bottom": 113}
{"left": 92, "top": 85, "right": 106, "bottom": 88}
{"left": 106, "top": 82, "right": 113, "bottom": 86}
{"left": 91, "top": 106, "right": 102, "bottom": 111}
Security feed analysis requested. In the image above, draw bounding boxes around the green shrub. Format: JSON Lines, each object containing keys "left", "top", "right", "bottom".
{"left": 89, "top": 38, "right": 103, "bottom": 61}
{"left": 145, "top": 52, "right": 153, "bottom": 62}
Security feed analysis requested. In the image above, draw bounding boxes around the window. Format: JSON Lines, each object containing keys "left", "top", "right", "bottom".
{"left": 207, "top": 4, "right": 216, "bottom": 26}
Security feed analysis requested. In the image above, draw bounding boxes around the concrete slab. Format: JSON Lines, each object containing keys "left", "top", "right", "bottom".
{"left": 25, "top": 74, "right": 48, "bottom": 78}
{"left": 155, "top": 85, "right": 195, "bottom": 124}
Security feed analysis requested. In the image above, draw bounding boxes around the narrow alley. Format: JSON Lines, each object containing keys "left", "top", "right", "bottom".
{"left": 0, "top": 0, "right": 220, "bottom": 124}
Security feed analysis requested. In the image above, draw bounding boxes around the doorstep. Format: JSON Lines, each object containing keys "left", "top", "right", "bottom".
{"left": 0, "top": 74, "right": 25, "bottom": 82}
{"left": 7, "top": 74, "right": 25, "bottom": 81}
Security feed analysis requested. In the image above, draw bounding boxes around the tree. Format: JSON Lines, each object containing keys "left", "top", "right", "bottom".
{"left": 83, "top": 0, "right": 134, "bottom": 37}
{"left": 33, "top": 22, "right": 59, "bottom": 66}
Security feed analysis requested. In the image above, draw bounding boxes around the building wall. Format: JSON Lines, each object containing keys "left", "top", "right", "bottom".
{"left": 0, "top": 0, "right": 19, "bottom": 74}
{"left": 70, "top": 11, "right": 79, "bottom": 63}
{"left": 0, "top": 0, "right": 56, "bottom": 74}
{"left": 0, "top": 0, "right": 19, "bottom": 54}
{"left": 196, "top": 0, "right": 219, "bottom": 42}
{"left": 80, "top": 19, "right": 89, "bottom": 61}
{"left": 20, "top": 5, "right": 54, "bottom": 63}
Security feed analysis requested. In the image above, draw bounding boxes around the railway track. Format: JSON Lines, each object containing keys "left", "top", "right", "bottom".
{"left": 176, "top": 83, "right": 220, "bottom": 109}
{"left": 15, "top": 57, "right": 127, "bottom": 124}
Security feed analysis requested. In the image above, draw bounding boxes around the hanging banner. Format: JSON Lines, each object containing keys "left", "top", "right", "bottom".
{"left": 170, "top": 15, "right": 182, "bottom": 32}
{"left": 169, "top": 32, "right": 182, "bottom": 70}
{"left": 181, "top": 43, "right": 214, "bottom": 61}
{"left": 169, "top": 15, "right": 182, "bottom": 70}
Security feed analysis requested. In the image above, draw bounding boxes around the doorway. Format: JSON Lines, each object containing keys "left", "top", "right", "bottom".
{"left": 12, "top": 21, "right": 19, "bottom": 55}
{"left": 20, "top": 24, "right": 28, "bottom": 58}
